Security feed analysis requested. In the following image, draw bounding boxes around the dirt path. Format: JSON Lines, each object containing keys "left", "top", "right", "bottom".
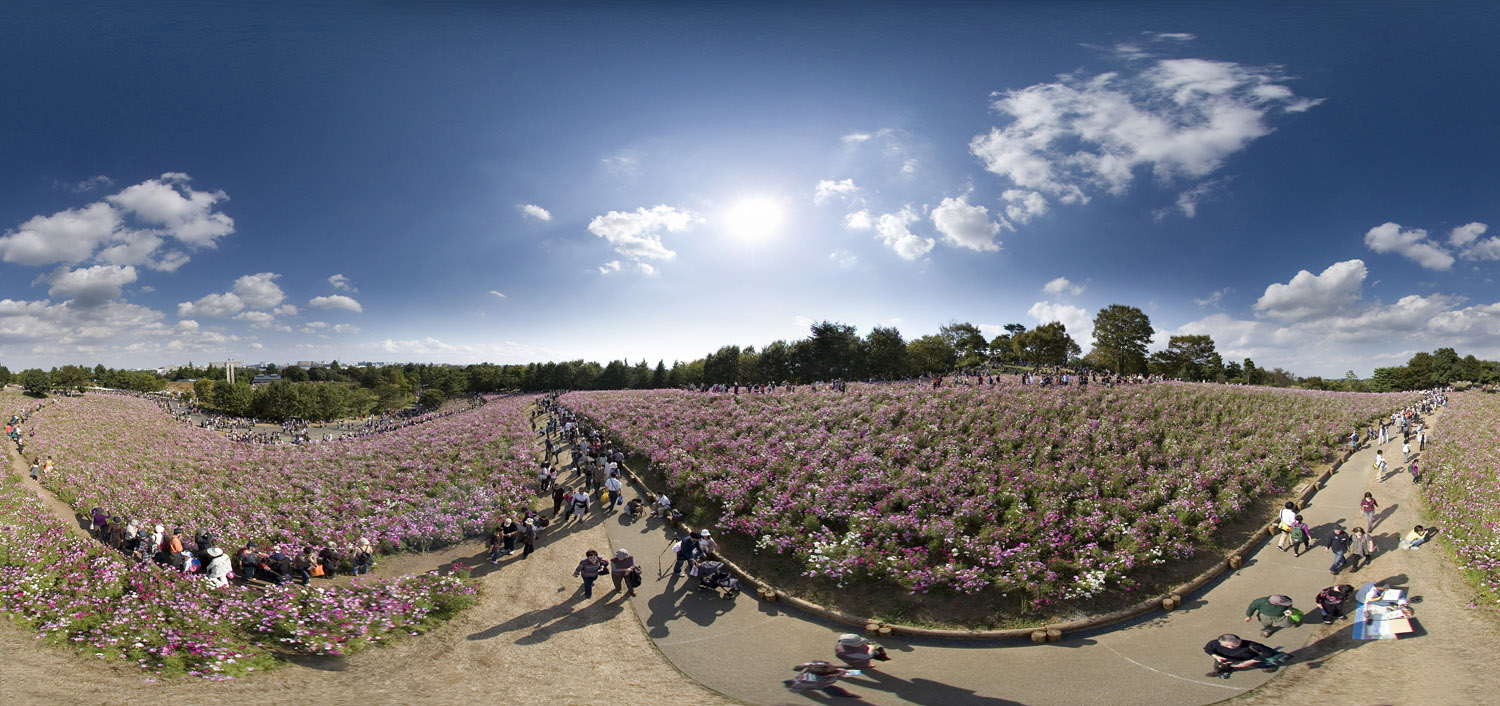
{"left": 0, "top": 408, "right": 742, "bottom": 706}
{"left": 6, "top": 440, "right": 93, "bottom": 540}
{"left": 1225, "top": 411, "right": 1500, "bottom": 706}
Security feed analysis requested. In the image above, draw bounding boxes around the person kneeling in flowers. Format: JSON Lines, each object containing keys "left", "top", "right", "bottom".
{"left": 205, "top": 546, "right": 232, "bottom": 588}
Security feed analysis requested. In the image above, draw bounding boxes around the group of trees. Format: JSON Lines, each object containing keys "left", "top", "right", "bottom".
{"left": 0, "top": 364, "right": 170, "bottom": 397}
{"left": 1370, "top": 348, "right": 1500, "bottom": 391}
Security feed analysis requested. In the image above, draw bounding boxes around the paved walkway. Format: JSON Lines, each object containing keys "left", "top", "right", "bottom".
{"left": 569, "top": 416, "right": 1444, "bottom": 706}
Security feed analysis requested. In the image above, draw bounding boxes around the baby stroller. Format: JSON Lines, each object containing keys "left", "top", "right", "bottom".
{"left": 694, "top": 560, "right": 740, "bottom": 599}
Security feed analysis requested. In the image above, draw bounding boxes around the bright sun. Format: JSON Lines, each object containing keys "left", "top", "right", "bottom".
{"left": 724, "top": 197, "right": 785, "bottom": 241}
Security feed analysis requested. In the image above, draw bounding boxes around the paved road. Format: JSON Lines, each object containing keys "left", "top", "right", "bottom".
{"left": 563, "top": 421, "right": 1435, "bottom": 706}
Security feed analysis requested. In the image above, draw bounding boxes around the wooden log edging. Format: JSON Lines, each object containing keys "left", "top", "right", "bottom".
{"left": 610, "top": 421, "right": 1369, "bottom": 642}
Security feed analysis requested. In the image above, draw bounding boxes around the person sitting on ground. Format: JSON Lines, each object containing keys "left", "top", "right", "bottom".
{"left": 1244, "top": 594, "right": 1299, "bottom": 637}
{"left": 1400, "top": 525, "right": 1433, "bottom": 549}
{"left": 834, "top": 634, "right": 891, "bottom": 669}
{"left": 625, "top": 497, "right": 644, "bottom": 519}
{"left": 1315, "top": 584, "right": 1354, "bottom": 624}
{"left": 1204, "top": 633, "right": 1286, "bottom": 679}
{"left": 204, "top": 547, "right": 232, "bottom": 588}
{"left": 236, "top": 544, "right": 260, "bottom": 583}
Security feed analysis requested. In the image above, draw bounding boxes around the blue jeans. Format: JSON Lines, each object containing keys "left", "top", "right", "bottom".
{"left": 1329, "top": 551, "right": 1347, "bottom": 573}
{"left": 581, "top": 575, "right": 597, "bottom": 598}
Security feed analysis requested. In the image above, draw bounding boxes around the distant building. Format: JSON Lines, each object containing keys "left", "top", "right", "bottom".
{"left": 251, "top": 373, "right": 282, "bottom": 386}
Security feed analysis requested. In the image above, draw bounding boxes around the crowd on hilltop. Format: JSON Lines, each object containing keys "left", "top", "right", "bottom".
{"left": 156, "top": 394, "right": 487, "bottom": 446}
{"left": 692, "top": 367, "right": 1165, "bottom": 395}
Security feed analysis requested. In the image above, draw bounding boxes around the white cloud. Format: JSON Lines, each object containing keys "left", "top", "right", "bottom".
{"left": 1363, "top": 222, "right": 1454, "bottom": 270}
{"left": 901, "top": 159, "right": 917, "bottom": 175}
{"left": 601, "top": 150, "right": 640, "bottom": 179}
{"left": 931, "top": 194, "right": 1003, "bottom": 252}
{"left": 233, "top": 311, "right": 276, "bottom": 328}
{"left": 305, "top": 321, "right": 328, "bottom": 329}
{"left": 1150, "top": 32, "right": 1196, "bottom": 42}
{"left": 106, "top": 173, "right": 234, "bottom": 248}
{"left": 1042, "top": 277, "right": 1084, "bottom": 296}
{"left": 1156, "top": 178, "right": 1226, "bottom": 220}
{"left": 1450, "top": 222, "right": 1500, "bottom": 261}
{"left": 46, "top": 265, "right": 138, "bottom": 308}
{"left": 1195, "top": 287, "right": 1231, "bottom": 310}
{"left": 814, "top": 179, "right": 860, "bottom": 206}
{"left": 0, "top": 202, "right": 121, "bottom": 266}
{"left": 274, "top": 304, "right": 298, "bottom": 316}
{"left": 308, "top": 295, "right": 363, "bottom": 313}
{"left": 829, "top": 249, "right": 858, "bottom": 269}
{"left": 636, "top": 262, "right": 656, "bottom": 276}
{"left": 232, "top": 272, "right": 285, "bottom": 309}
{"left": 971, "top": 58, "right": 1319, "bottom": 223}
{"left": 63, "top": 175, "right": 114, "bottom": 193}
{"left": 332, "top": 323, "right": 360, "bottom": 334}
{"left": 328, "top": 274, "right": 356, "bottom": 291}
{"left": 519, "top": 203, "right": 552, "bottom": 221}
{"left": 381, "top": 337, "right": 458, "bottom": 355}
{"left": 598, "top": 260, "right": 622, "bottom": 274}
{"left": 1253, "top": 259, "right": 1367, "bottom": 323}
{"left": 175, "top": 319, "right": 199, "bottom": 332}
{"left": 0, "top": 173, "right": 233, "bottom": 268}
{"left": 1027, "top": 300, "right": 1093, "bottom": 351}
{"left": 488, "top": 290, "right": 507, "bottom": 298}
{"left": 841, "top": 132, "right": 874, "bottom": 144}
{"left": 873, "top": 207, "right": 934, "bottom": 261}
{"left": 587, "top": 204, "right": 694, "bottom": 262}
{"left": 1001, "top": 189, "right": 1049, "bottom": 225}
{"left": 178, "top": 292, "right": 244, "bottom": 318}
{"left": 844, "top": 210, "right": 874, "bottom": 231}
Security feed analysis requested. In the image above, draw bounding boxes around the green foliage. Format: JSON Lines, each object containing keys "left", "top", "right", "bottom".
{"left": 1013, "top": 322, "right": 1077, "bottom": 366}
{"left": 21, "top": 369, "right": 50, "bottom": 397}
{"left": 907, "top": 334, "right": 957, "bottom": 375}
{"left": 418, "top": 387, "right": 448, "bottom": 409}
{"left": 1091, "top": 304, "right": 1153, "bottom": 373}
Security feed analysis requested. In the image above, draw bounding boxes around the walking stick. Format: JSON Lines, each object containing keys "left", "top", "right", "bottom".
{"left": 657, "top": 543, "right": 672, "bottom": 579}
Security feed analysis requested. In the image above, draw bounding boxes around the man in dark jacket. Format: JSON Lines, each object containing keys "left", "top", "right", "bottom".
{"left": 1204, "top": 634, "right": 1285, "bottom": 679}
{"left": 672, "top": 531, "right": 700, "bottom": 576}
{"left": 1326, "top": 526, "right": 1353, "bottom": 575}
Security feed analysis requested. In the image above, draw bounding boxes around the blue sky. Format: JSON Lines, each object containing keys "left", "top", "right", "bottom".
{"left": 1, "top": 2, "right": 1498, "bottom": 376}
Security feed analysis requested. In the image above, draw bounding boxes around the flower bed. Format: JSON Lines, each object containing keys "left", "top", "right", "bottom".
{"left": 563, "top": 382, "right": 1410, "bottom": 604}
{"left": 24, "top": 392, "right": 539, "bottom": 553}
{"left": 0, "top": 390, "right": 530, "bottom": 678}
{"left": 1421, "top": 391, "right": 1500, "bottom": 605}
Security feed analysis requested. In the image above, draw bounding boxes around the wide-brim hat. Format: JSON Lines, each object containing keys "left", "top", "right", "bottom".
{"left": 206, "top": 547, "right": 224, "bottom": 557}
{"left": 838, "top": 633, "right": 865, "bottom": 645}
{"left": 615, "top": 549, "right": 630, "bottom": 558}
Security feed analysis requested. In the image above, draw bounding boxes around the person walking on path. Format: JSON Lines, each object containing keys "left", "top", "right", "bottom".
{"left": 834, "top": 634, "right": 891, "bottom": 669}
{"left": 1375, "top": 450, "right": 1390, "bottom": 483}
{"left": 609, "top": 549, "right": 638, "bottom": 596}
{"left": 672, "top": 530, "right": 701, "bottom": 576}
{"left": 1245, "top": 594, "right": 1298, "bottom": 637}
{"left": 784, "top": 661, "right": 860, "bottom": 697}
{"left": 574, "top": 549, "right": 607, "bottom": 598}
{"left": 1288, "top": 515, "right": 1313, "bottom": 556}
{"left": 1314, "top": 584, "right": 1354, "bottom": 624}
{"left": 1360, "top": 492, "right": 1380, "bottom": 532}
{"left": 1326, "top": 526, "right": 1353, "bottom": 575}
{"left": 1204, "top": 634, "right": 1286, "bottom": 679}
{"left": 1347, "top": 527, "right": 1376, "bottom": 572}
{"left": 520, "top": 518, "right": 536, "bottom": 558}
{"left": 604, "top": 474, "right": 623, "bottom": 511}
{"left": 1402, "top": 440, "right": 1411, "bottom": 462}
{"left": 1275, "top": 502, "right": 1298, "bottom": 551}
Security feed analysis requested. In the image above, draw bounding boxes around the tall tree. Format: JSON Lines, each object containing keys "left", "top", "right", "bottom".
{"left": 1091, "top": 304, "right": 1153, "bottom": 373}
{"left": 906, "top": 335, "right": 957, "bottom": 375}
{"left": 804, "top": 321, "right": 861, "bottom": 380}
{"left": 1013, "top": 322, "right": 1077, "bottom": 366}
{"left": 939, "top": 321, "right": 989, "bottom": 368}
{"left": 864, "top": 326, "right": 909, "bottom": 379}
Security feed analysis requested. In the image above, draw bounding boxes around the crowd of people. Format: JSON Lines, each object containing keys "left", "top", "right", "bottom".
{"left": 162, "top": 394, "right": 487, "bottom": 445}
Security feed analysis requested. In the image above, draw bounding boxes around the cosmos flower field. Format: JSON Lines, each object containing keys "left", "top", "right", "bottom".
{"left": 0, "top": 391, "right": 538, "bottom": 678}
{"left": 1420, "top": 391, "right": 1500, "bottom": 605}
{"left": 563, "top": 382, "right": 1413, "bottom": 603}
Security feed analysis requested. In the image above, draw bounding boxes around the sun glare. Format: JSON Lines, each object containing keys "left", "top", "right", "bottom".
{"left": 724, "top": 197, "right": 785, "bottom": 241}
